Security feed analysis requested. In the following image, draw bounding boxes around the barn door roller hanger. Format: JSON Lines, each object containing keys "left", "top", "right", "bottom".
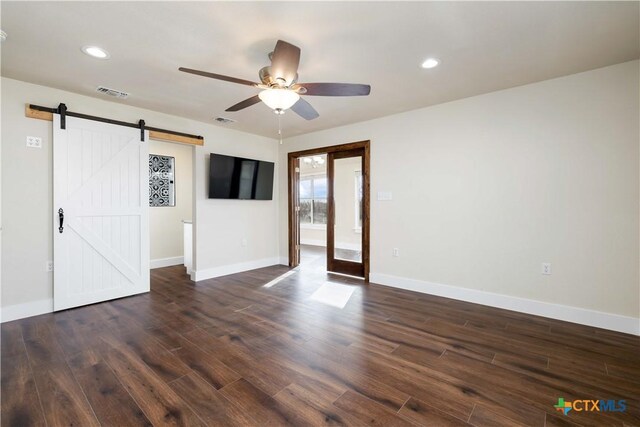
{"left": 26, "top": 103, "right": 205, "bottom": 146}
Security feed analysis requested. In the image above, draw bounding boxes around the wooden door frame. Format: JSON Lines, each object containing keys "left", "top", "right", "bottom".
{"left": 287, "top": 140, "right": 370, "bottom": 281}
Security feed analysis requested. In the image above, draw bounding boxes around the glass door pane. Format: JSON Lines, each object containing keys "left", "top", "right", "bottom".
{"left": 333, "top": 155, "right": 363, "bottom": 263}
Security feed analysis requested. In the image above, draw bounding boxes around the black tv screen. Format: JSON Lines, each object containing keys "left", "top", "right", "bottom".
{"left": 208, "top": 153, "right": 274, "bottom": 200}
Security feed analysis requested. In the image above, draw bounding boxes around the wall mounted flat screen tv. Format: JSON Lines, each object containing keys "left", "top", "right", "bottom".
{"left": 209, "top": 153, "right": 274, "bottom": 200}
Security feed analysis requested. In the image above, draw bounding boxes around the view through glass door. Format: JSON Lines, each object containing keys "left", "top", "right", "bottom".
{"left": 327, "top": 148, "right": 365, "bottom": 277}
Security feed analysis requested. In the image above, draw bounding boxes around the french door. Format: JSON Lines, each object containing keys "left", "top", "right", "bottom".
{"left": 289, "top": 156, "right": 301, "bottom": 266}
{"left": 288, "top": 140, "right": 370, "bottom": 280}
{"left": 327, "top": 148, "right": 367, "bottom": 278}
{"left": 53, "top": 115, "right": 149, "bottom": 311}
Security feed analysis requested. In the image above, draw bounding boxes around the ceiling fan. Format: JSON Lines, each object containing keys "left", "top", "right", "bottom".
{"left": 179, "top": 40, "right": 371, "bottom": 120}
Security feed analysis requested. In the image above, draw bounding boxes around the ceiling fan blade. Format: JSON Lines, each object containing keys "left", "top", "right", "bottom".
{"left": 225, "top": 95, "right": 262, "bottom": 112}
{"left": 179, "top": 67, "right": 258, "bottom": 87}
{"left": 270, "top": 40, "right": 301, "bottom": 86}
{"left": 298, "top": 83, "right": 371, "bottom": 96}
{"left": 290, "top": 98, "right": 319, "bottom": 120}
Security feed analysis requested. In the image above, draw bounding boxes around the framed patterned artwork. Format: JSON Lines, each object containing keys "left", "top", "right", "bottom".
{"left": 149, "top": 154, "right": 176, "bottom": 207}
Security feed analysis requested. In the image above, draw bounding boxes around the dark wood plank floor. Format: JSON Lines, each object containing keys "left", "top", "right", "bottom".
{"left": 2, "top": 253, "right": 639, "bottom": 426}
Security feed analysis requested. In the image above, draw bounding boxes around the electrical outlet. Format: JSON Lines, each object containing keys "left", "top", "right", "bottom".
{"left": 542, "top": 263, "right": 551, "bottom": 275}
{"left": 393, "top": 248, "right": 400, "bottom": 257}
{"left": 46, "top": 261, "right": 53, "bottom": 272}
{"left": 26, "top": 136, "right": 42, "bottom": 148}
{"left": 241, "top": 238, "right": 247, "bottom": 247}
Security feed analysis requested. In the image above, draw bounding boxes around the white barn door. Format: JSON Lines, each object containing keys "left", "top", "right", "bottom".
{"left": 53, "top": 115, "right": 149, "bottom": 311}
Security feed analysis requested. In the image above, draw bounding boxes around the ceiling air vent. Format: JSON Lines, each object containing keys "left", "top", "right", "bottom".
{"left": 214, "top": 117, "right": 236, "bottom": 124}
{"left": 96, "top": 86, "right": 129, "bottom": 99}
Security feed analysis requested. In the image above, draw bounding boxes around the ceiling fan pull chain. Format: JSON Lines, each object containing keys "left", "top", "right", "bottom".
{"left": 278, "top": 113, "right": 283, "bottom": 145}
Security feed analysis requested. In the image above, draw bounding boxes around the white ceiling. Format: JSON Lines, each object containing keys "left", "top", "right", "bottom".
{"left": 2, "top": 2, "right": 638, "bottom": 138}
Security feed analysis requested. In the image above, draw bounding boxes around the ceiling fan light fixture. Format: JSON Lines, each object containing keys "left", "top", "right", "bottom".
{"left": 258, "top": 88, "right": 300, "bottom": 111}
{"left": 179, "top": 40, "right": 369, "bottom": 121}
{"left": 421, "top": 58, "right": 440, "bottom": 69}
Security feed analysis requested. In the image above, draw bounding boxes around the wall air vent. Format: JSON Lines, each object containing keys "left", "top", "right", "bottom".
{"left": 96, "top": 86, "right": 129, "bottom": 99}
{"left": 214, "top": 117, "right": 236, "bottom": 124}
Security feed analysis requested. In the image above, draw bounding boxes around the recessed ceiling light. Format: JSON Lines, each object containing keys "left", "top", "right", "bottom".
{"left": 81, "top": 45, "right": 110, "bottom": 59}
{"left": 421, "top": 58, "right": 440, "bottom": 69}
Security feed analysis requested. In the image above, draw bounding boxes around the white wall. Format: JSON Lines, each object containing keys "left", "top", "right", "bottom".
{"left": 1, "top": 77, "right": 279, "bottom": 319}
{"left": 149, "top": 139, "right": 193, "bottom": 267}
{"left": 279, "top": 61, "right": 640, "bottom": 333}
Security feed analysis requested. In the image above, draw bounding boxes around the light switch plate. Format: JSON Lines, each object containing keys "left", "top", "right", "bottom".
{"left": 377, "top": 191, "right": 393, "bottom": 201}
{"left": 26, "top": 136, "right": 42, "bottom": 148}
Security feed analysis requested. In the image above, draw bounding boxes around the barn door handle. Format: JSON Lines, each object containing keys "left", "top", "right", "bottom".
{"left": 58, "top": 208, "right": 64, "bottom": 233}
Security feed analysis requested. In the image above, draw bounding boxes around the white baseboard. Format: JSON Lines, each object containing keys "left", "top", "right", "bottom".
{"left": 300, "top": 239, "right": 360, "bottom": 251}
{"left": 2, "top": 299, "right": 54, "bottom": 323}
{"left": 370, "top": 272, "right": 640, "bottom": 336}
{"left": 301, "top": 238, "right": 326, "bottom": 247}
{"left": 336, "top": 242, "right": 361, "bottom": 251}
{"left": 279, "top": 256, "right": 290, "bottom": 266}
{"left": 192, "top": 257, "right": 281, "bottom": 282}
{"left": 150, "top": 256, "right": 184, "bottom": 269}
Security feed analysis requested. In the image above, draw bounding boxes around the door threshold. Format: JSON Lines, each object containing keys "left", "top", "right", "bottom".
{"left": 326, "top": 271, "right": 366, "bottom": 281}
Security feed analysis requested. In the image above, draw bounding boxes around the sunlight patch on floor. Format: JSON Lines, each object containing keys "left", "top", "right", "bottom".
{"left": 262, "top": 270, "right": 297, "bottom": 288}
{"left": 309, "top": 282, "right": 356, "bottom": 308}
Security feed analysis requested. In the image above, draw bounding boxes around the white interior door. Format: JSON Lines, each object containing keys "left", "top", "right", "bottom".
{"left": 53, "top": 115, "right": 149, "bottom": 311}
